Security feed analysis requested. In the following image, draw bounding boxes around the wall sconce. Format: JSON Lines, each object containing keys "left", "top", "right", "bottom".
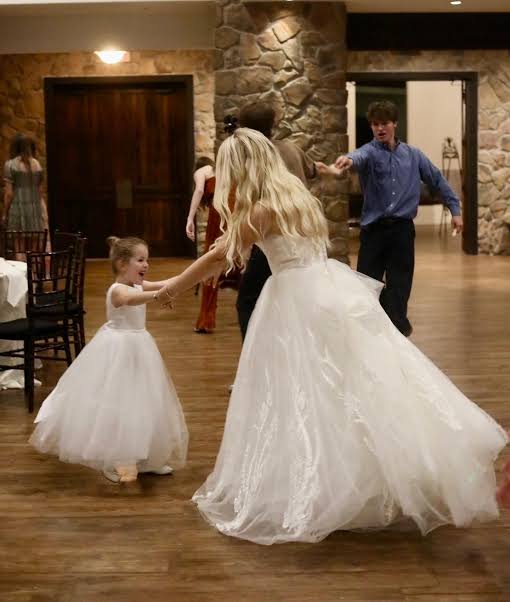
{"left": 94, "top": 50, "right": 130, "bottom": 64}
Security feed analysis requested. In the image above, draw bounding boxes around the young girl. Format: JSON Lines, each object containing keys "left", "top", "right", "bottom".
{"left": 157, "top": 128, "right": 507, "bottom": 544}
{"left": 30, "top": 236, "right": 188, "bottom": 483}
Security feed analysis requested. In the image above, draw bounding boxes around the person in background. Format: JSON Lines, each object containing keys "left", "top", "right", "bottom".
{"left": 328, "top": 100, "right": 463, "bottom": 337}
{"left": 2, "top": 133, "right": 48, "bottom": 232}
{"left": 188, "top": 144, "right": 239, "bottom": 333}
{"left": 235, "top": 102, "right": 319, "bottom": 340}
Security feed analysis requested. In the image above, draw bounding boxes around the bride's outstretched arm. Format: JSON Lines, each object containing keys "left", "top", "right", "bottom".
{"left": 158, "top": 243, "right": 228, "bottom": 302}
{"left": 157, "top": 205, "right": 270, "bottom": 304}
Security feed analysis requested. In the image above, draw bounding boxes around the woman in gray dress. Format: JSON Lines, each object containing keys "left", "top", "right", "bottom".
{"left": 2, "top": 134, "right": 48, "bottom": 231}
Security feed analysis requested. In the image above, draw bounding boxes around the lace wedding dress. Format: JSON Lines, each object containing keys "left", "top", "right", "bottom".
{"left": 193, "top": 235, "right": 507, "bottom": 545}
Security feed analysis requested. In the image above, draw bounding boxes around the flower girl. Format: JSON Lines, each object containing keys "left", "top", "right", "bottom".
{"left": 30, "top": 236, "right": 188, "bottom": 483}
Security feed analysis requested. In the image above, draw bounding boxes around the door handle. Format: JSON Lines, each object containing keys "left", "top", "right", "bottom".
{"left": 115, "top": 179, "right": 133, "bottom": 209}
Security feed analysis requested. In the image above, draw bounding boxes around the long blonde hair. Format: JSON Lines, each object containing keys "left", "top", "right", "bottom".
{"left": 213, "top": 128, "right": 329, "bottom": 270}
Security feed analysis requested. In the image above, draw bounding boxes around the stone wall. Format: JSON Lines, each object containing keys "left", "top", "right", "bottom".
{"left": 215, "top": 1, "right": 349, "bottom": 262}
{"left": 0, "top": 49, "right": 216, "bottom": 184}
{"left": 348, "top": 50, "right": 510, "bottom": 255}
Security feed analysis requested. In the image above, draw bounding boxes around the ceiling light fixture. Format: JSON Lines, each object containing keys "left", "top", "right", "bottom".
{"left": 94, "top": 50, "right": 130, "bottom": 64}
{"left": 450, "top": 1, "right": 462, "bottom": 5}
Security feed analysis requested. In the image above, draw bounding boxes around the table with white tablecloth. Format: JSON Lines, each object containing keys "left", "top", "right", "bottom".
{"left": 0, "top": 258, "right": 41, "bottom": 390}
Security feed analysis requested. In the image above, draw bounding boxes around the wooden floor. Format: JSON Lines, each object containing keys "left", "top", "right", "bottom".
{"left": 1, "top": 227, "right": 510, "bottom": 602}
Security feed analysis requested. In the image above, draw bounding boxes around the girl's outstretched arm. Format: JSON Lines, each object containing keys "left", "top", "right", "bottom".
{"left": 142, "top": 279, "right": 173, "bottom": 292}
{"left": 111, "top": 284, "right": 162, "bottom": 308}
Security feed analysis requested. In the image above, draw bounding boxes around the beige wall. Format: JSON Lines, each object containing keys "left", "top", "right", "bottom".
{"left": 407, "top": 81, "right": 462, "bottom": 167}
{"left": 407, "top": 81, "right": 463, "bottom": 226}
{"left": 346, "top": 81, "right": 356, "bottom": 153}
{"left": 0, "top": 5, "right": 214, "bottom": 54}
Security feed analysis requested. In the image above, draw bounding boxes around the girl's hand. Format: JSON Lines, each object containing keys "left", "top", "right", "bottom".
{"left": 186, "top": 218, "right": 195, "bottom": 241}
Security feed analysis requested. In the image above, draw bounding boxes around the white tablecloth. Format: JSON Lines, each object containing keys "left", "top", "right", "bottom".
{"left": 0, "top": 258, "right": 41, "bottom": 390}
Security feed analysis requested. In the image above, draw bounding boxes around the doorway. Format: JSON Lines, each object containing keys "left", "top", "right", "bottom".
{"left": 346, "top": 71, "right": 478, "bottom": 255}
{"left": 44, "top": 76, "right": 195, "bottom": 258}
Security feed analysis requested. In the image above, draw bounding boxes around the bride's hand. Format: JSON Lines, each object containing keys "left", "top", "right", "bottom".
{"left": 156, "top": 277, "right": 179, "bottom": 308}
{"left": 202, "top": 262, "right": 224, "bottom": 288}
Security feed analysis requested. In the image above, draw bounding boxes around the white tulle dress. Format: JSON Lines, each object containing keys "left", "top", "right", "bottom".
{"left": 193, "top": 235, "right": 508, "bottom": 545}
{"left": 30, "top": 283, "right": 188, "bottom": 473}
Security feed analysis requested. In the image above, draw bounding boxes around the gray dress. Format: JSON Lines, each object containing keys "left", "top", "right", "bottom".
{"left": 3, "top": 157, "right": 45, "bottom": 230}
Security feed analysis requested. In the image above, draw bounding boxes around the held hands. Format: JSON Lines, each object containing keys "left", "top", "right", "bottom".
{"left": 186, "top": 218, "right": 195, "bottom": 241}
{"left": 333, "top": 155, "right": 354, "bottom": 175}
{"left": 315, "top": 162, "right": 346, "bottom": 178}
{"left": 451, "top": 215, "right": 464, "bottom": 237}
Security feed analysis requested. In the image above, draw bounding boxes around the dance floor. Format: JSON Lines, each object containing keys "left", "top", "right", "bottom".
{"left": 1, "top": 228, "right": 509, "bottom": 601}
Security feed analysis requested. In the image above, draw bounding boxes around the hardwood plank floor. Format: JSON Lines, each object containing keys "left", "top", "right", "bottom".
{"left": 1, "top": 227, "right": 509, "bottom": 602}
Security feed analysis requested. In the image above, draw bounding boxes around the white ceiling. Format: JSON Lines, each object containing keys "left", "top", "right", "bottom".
{"left": 0, "top": 0, "right": 508, "bottom": 16}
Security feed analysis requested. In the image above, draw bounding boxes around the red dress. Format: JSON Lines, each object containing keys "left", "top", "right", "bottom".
{"left": 195, "top": 178, "right": 238, "bottom": 332}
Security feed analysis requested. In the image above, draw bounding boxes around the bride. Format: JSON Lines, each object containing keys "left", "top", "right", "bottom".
{"left": 158, "top": 127, "right": 508, "bottom": 545}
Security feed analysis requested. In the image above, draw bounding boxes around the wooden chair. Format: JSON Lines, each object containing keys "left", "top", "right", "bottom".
{"left": 0, "top": 249, "right": 73, "bottom": 413}
{"left": 53, "top": 231, "right": 87, "bottom": 355}
{"left": 1, "top": 229, "right": 48, "bottom": 260}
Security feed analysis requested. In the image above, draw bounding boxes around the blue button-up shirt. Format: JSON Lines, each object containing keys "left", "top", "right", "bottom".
{"left": 347, "top": 139, "right": 461, "bottom": 227}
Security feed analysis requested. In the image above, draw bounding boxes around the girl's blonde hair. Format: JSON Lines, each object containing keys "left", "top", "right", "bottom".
{"left": 213, "top": 127, "right": 329, "bottom": 270}
{"left": 106, "top": 236, "right": 147, "bottom": 274}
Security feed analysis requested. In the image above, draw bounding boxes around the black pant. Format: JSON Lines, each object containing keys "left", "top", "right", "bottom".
{"left": 236, "top": 245, "right": 272, "bottom": 340}
{"left": 357, "top": 218, "right": 415, "bottom": 335}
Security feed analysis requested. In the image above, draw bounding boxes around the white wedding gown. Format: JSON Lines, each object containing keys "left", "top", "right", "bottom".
{"left": 30, "top": 283, "right": 188, "bottom": 473}
{"left": 193, "top": 235, "right": 508, "bottom": 545}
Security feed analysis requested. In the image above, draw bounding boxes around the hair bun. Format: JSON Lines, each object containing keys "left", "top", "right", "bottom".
{"left": 223, "top": 114, "right": 238, "bottom": 135}
{"left": 106, "top": 236, "right": 120, "bottom": 248}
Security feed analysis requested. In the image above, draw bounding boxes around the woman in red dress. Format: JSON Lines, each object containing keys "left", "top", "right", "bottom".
{"left": 186, "top": 157, "right": 237, "bottom": 333}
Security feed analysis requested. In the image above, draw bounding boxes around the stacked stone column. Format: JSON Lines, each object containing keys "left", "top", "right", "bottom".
{"left": 214, "top": 1, "right": 349, "bottom": 261}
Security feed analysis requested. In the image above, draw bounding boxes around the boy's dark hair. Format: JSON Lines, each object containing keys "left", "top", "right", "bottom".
{"left": 239, "top": 102, "right": 275, "bottom": 138}
{"left": 366, "top": 100, "right": 398, "bottom": 123}
{"left": 194, "top": 156, "right": 214, "bottom": 171}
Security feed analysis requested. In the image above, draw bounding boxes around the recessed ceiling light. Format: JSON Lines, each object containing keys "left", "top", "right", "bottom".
{"left": 450, "top": 1, "right": 462, "bottom": 5}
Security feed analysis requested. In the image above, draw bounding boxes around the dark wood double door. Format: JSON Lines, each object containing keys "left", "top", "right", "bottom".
{"left": 45, "top": 76, "right": 194, "bottom": 257}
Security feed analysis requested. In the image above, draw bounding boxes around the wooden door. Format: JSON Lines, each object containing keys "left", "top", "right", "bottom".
{"left": 45, "top": 77, "right": 194, "bottom": 257}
